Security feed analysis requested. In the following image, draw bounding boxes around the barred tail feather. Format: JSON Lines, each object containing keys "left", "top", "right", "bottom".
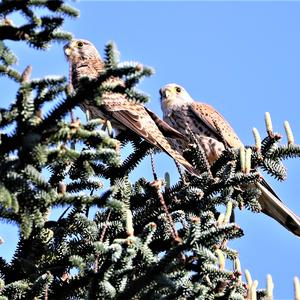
{"left": 257, "top": 181, "right": 300, "bottom": 237}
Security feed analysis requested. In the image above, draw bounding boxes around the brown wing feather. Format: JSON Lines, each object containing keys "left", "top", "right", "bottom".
{"left": 103, "top": 99, "right": 176, "bottom": 147}
{"left": 190, "top": 102, "right": 242, "bottom": 148}
{"left": 110, "top": 109, "right": 157, "bottom": 145}
{"left": 145, "top": 107, "right": 189, "bottom": 141}
{"left": 103, "top": 100, "right": 200, "bottom": 177}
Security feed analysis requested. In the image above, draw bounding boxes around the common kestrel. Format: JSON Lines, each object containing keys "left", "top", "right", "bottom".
{"left": 63, "top": 39, "right": 200, "bottom": 177}
{"left": 160, "top": 83, "right": 300, "bottom": 236}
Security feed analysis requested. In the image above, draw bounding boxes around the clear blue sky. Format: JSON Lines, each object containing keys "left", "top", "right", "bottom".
{"left": 1, "top": 1, "right": 300, "bottom": 298}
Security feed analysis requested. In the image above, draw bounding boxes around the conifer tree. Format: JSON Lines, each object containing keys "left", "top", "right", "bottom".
{"left": 0, "top": 1, "right": 300, "bottom": 299}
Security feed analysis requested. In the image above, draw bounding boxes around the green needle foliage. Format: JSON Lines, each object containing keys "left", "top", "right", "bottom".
{"left": 1, "top": 1, "right": 300, "bottom": 299}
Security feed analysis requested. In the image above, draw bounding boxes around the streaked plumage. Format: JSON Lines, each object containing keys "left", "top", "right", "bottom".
{"left": 160, "top": 83, "right": 300, "bottom": 236}
{"left": 63, "top": 39, "right": 200, "bottom": 176}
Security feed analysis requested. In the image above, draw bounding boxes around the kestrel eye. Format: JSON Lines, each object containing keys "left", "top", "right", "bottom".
{"left": 77, "top": 41, "right": 84, "bottom": 48}
{"left": 175, "top": 87, "right": 181, "bottom": 93}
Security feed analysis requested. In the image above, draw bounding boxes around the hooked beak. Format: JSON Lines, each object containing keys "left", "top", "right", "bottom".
{"left": 160, "top": 88, "right": 173, "bottom": 100}
{"left": 63, "top": 44, "right": 73, "bottom": 59}
{"left": 160, "top": 87, "right": 173, "bottom": 100}
{"left": 165, "top": 89, "right": 172, "bottom": 98}
{"left": 159, "top": 87, "right": 175, "bottom": 109}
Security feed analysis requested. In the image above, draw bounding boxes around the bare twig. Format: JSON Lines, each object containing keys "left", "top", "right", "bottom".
{"left": 151, "top": 180, "right": 178, "bottom": 241}
{"left": 150, "top": 150, "right": 158, "bottom": 181}
{"left": 94, "top": 209, "right": 112, "bottom": 273}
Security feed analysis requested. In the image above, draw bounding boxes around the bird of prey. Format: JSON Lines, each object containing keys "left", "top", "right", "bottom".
{"left": 160, "top": 83, "right": 300, "bottom": 236}
{"left": 63, "top": 39, "right": 200, "bottom": 177}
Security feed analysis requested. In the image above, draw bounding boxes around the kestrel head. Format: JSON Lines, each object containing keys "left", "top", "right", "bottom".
{"left": 64, "top": 39, "right": 101, "bottom": 64}
{"left": 160, "top": 83, "right": 194, "bottom": 112}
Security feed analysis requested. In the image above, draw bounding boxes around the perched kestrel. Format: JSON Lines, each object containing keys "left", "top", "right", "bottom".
{"left": 63, "top": 39, "right": 200, "bottom": 177}
{"left": 160, "top": 83, "right": 300, "bottom": 236}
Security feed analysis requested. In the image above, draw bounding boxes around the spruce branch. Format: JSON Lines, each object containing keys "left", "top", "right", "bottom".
{"left": 115, "top": 243, "right": 186, "bottom": 300}
{"left": 0, "top": 0, "right": 78, "bottom": 47}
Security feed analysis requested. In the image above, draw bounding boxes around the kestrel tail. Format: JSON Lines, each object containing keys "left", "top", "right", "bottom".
{"left": 63, "top": 39, "right": 200, "bottom": 177}
{"left": 160, "top": 83, "right": 300, "bottom": 237}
